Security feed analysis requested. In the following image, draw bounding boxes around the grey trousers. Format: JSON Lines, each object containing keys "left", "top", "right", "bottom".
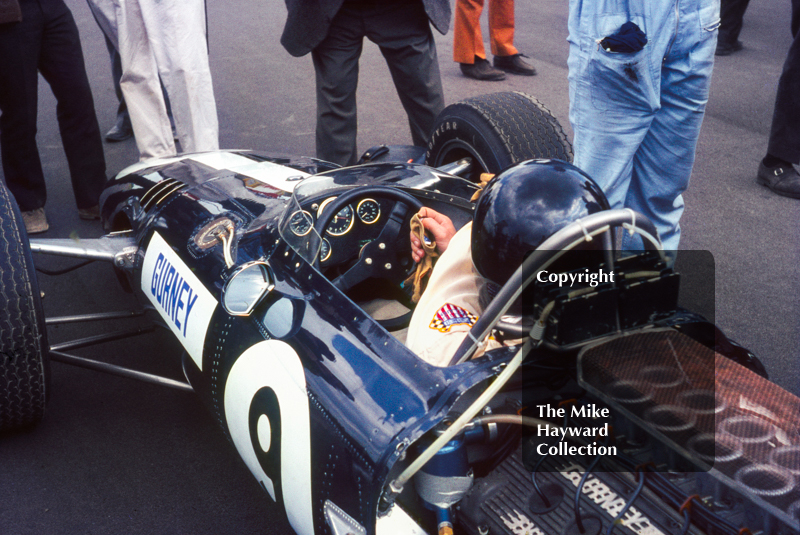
{"left": 311, "top": 1, "right": 445, "bottom": 166}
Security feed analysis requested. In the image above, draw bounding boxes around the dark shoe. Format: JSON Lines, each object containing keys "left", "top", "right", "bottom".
{"left": 493, "top": 53, "right": 536, "bottom": 76}
{"left": 105, "top": 122, "right": 133, "bottom": 142}
{"left": 22, "top": 207, "right": 49, "bottom": 234}
{"left": 78, "top": 205, "right": 100, "bottom": 220}
{"left": 715, "top": 40, "right": 743, "bottom": 56}
{"left": 460, "top": 58, "right": 506, "bottom": 81}
{"left": 757, "top": 161, "right": 800, "bottom": 199}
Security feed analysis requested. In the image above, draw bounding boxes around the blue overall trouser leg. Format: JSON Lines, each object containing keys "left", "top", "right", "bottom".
{"left": 568, "top": 0, "right": 720, "bottom": 251}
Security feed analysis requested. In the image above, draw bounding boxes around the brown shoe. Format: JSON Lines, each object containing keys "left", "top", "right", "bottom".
{"left": 78, "top": 205, "right": 100, "bottom": 220}
{"left": 22, "top": 207, "right": 49, "bottom": 234}
{"left": 460, "top": 58, "right": 506, "bottom": 81}
{"left": 494, "top": 54, "right": 536, "bottom": 76}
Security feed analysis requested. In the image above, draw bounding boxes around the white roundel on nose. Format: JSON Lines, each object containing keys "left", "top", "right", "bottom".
{"left": 224, "top": 340, "right": 314, "bottom": 535}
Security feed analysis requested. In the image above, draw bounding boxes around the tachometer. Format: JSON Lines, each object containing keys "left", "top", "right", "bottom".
{"left": 356, "top": 198, "right": 381, "bottom": 224}
{"left": 318, "top": 198, "right": 354, "bottom": 236}
{"left": 288, "top": 210, "right": 313, "bottom": 236}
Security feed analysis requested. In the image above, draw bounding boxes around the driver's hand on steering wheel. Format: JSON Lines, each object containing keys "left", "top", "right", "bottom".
{"left": 410, "top": 207, "right": 456, "bottom": 263}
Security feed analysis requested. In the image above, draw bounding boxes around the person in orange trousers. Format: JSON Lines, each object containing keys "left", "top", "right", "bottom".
{"left": 453, "top": 0, "right": 535, "bottom": 80}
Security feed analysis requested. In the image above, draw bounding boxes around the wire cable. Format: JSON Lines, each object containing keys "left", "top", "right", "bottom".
{"left": 605, "top": 470, "right": 647, "bottom": 535}
{"left": 531, "top": 453, "right": 551, "bottom": 508}
{"left": 679, "top": 509, "right": 691, "bottom": 535}
{"left": 574, "top": 453, "right": 603, "bottom": 533}
{"left": 36, "top": 259, "right": 96, "bottom": 275}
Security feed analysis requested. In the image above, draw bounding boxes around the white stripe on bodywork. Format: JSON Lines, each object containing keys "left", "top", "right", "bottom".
{"left": 140, "top": 232, "right": 217, "bottom": 371}
{"left": 224, "top": 340, "right": 314, "bottom": 535}
{"left": 114, "top": 151, "right": 310, "bottom": 193}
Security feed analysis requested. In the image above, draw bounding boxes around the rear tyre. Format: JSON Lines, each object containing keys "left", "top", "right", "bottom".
{"left": 0, "top": 185, "right": 49, "bottom": 433}
{"left": 426, "top": 91, "right": 573, "bottom": 182}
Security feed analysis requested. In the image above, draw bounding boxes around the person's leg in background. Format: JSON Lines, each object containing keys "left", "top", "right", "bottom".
{"left": 569, "top": 0, "right": 717, "bottom": 251}
{"left": 86, "top": 0, "right": 133, "bottom": 142}
{"left": 373, "top": 1, "right": 445, "bottom": 147}
{"left": 104, "top": 36, "right": 133, "bottom": 142}
{"left": 138, "top": 0, "right": 218, "bottom": 153}
{"left": 37, "top": 0, "right": 107, "bottom": 217}
{"left": 716, "top": 0, "right": 750, "bottom": 56}
{"left": 0, "top": 0, "right": 49, "bottom": 229}
{"left": 118, "top": 0, "right": 176, "bottom": 159}
{"left": 453, "top": 0, "right": 505, "bottom": 80}
{"left": 624, "top": 2, "right": 717, "bottom": 251}
{"left": 490, "top": 0, "right": 535, "bottom": 75}
{"left": 757, "top": 0, "right": 800, "bottom": 198}
{"left": 567, "top": 7, "right": 657, "bottom": 246}
{"left": 311, "top": 6, "right": 364, "bottom": 166}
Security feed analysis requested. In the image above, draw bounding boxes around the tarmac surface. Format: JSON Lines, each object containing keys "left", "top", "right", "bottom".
{"left": 1, "top": 0, "right": 798, "bottom": 534}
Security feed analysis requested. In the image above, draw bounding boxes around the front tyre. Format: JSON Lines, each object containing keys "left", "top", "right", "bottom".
{"left": 0, "top": 184, "right": 49, "bottom": 433}
{"left": 426, "top": 91, "right": 573, "bottom": 182}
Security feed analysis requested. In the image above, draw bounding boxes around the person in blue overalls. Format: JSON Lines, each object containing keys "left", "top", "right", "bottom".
{"left": 567, "top": 0, "right": 720, "bottom": 251}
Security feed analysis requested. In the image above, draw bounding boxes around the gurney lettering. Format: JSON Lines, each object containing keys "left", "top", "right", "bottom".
{"left": 151, "top": 253, "right": 199, "bottom": 336}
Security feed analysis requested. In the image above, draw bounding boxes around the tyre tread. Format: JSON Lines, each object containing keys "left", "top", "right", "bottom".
{"left": 458, "top": 91, "right": 573, "bottom": 164}
{"left": 0, "top": 185, "right": 47, "bottom": 433}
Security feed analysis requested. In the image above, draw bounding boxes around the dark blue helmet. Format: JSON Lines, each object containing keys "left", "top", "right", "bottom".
{"left": 471, "top": 159, "right": 610, "bottom": 286}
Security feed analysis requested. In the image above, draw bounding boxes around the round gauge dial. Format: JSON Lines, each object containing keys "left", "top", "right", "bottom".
{"left": 318, "top": 198, "right": 354, "bottom": 236}
{"left": 356, "top": 198, "right": 381, "bottom": 224}
{"left": 319, "top": 238, "right": 332, "bottom": 263}
{"left": 288, "top": 210, "right": 313, "bottom": 236}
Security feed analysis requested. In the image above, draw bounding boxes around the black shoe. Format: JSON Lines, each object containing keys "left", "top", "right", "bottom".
{"left": 460, "top": 58, "right": 506, "bottom": 81}
{"left": 757, "top": 161, "right": 800, "bottom": 199}
{"left": 493, "top": 53, "right": 536, "bottom": 76}
{"left": 715, "top": 40, "right": 743, "bottom": 56}
{"left": 105, "top": 122, "right": 133, "bottom": 142}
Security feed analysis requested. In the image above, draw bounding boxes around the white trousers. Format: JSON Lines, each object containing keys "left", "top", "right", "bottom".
{"left": 87, "top": 0, "right": 219, "bottom": 160}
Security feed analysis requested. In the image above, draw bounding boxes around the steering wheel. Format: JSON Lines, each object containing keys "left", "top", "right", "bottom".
{"left": 313, "top": 185, "right": 424, "bottom": 293}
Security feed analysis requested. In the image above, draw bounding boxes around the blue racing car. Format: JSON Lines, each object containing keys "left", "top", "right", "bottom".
{"left": 1, "top": 93, "right": 797, "bottom": 535}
